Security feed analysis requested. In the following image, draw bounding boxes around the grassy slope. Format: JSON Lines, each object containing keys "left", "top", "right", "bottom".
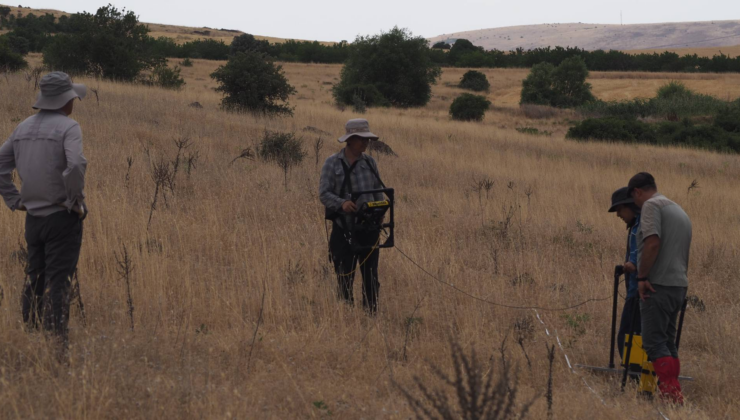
{"left": 0, "top": 55, "right": 738, "bottom": 418}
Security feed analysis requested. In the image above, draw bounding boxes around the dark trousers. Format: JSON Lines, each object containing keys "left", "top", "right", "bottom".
{"left": 617, "top": 296, "right": 642, "bottom": 359}
{"left": 640, "top": 284, "right": 687, "bottom": 361}
{"left": 329, "top": 221, "right": 380, "bottom": 313}
{"left": 22, "top": 210, "right": 83, "bottom": 341}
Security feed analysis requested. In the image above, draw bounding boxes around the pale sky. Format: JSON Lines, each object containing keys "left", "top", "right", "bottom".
{"left": 17, "top": 0, "right": 740, "bottom": 42}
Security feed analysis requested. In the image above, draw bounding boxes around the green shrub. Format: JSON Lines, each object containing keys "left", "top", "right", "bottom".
{"left": 332, "top": 83, "right": 390, "bottom": 108}
{"left": 180, "top": 57, "right": 193, "bottom": 67}
{"left": 141, "top": 64, "right": 185, "bottom": 90}
{"left": 210, "top": 50, "right": 296, "bottom": 115}
{"left": 567, "top": 115, "right": 740, "bottom": 154}
{"left": 458, "top": 70, "right": 490, "bottom": 92}
{"left": 0, "top": 35, "right": 28, "bottom": 71}
{"left": 521, "top": 57, "right": 594, "bottom": 108}
{"left": 449, "top": 93, "right": 491, "bottom": 121}
{"left": 714, "top": 105, "right": 740, "bottom": 133}
{"left": 432, "top": 41, "right": 451, "bottom": 50}
{"left": 258, "top": 130, "right": 306, "bottom": 190}
{"left": 580, "top": 82, "right": 729, "bottom": 119}
{"left": 333, "top": 27, "right": 441, "bottom": 108}
{"left": 566, "top": 117, "right": 655, "bottom": 143}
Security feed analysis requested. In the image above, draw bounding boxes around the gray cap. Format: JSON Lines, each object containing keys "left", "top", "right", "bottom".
{"left": 32, "top": 72, "right": 87, "bottom": 110}
{"left": 338, "top": 118, "right": 379, "bottom": 143}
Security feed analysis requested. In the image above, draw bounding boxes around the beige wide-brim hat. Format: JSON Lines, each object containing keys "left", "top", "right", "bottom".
{"left": 32, "top": 71, "right": 87, "bottom": 110}
{"left": 338, "top": 118, "right": 379, "bottom": 143}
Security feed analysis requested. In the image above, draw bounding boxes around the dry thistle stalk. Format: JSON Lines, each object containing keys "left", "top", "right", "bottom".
{"left": 148, "top": 158, "right": 173, "bottom": 231}
{"left": 396, "top": 337, "right": 536, "bottom": 420}
{"left": 124, "top": 156, "right": 134, "bottom": 188}
{"left": 313, "top": 136, "right": 324, "bottom": 166}
{"left": 545, "top": 344, "right": 555, "bottom": 420}
{"left": 114, "top": 245, "right": 135, "bottom": 331}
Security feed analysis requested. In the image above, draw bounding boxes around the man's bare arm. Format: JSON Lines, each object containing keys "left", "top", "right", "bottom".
{"left": 638, "top": 235, "right": 661, "bottom": 278}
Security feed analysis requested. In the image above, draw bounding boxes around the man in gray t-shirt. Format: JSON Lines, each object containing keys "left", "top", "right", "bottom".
{"left": 629, "top": 172, "right": 691, "bottom": 405}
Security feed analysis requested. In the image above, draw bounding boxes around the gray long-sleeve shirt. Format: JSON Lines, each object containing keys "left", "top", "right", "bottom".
{"left": 0, "top": 110, "right": 87, "bottom": 217}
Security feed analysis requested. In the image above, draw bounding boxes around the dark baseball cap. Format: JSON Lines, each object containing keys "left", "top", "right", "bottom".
{"left": 608, "top": 187, "right": 634, "bottom": 212}
{"left": 627, "top": 172, "right": 656, "bottom": 194}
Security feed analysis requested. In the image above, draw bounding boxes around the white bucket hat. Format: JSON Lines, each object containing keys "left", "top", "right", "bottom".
{"left": 32, "top": 72, "right": 87, "bottom": 110}
{"left": 338, "top": 118, "right": 379, "bottom": 143}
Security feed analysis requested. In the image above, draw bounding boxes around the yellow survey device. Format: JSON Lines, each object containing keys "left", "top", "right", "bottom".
{"left": 623, "top": 334, "right": 658, "bottom": 395}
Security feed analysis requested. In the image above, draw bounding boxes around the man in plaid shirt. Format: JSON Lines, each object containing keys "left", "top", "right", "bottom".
{"left": 319, "top": 119, "right": 384, "bottom": 313}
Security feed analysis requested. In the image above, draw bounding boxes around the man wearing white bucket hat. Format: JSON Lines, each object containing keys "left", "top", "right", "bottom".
{"left": 0, "top": 71, "right": 88, "bottom": 347}
{"left": 319, "top": 119, "right": 385, "bottom": 313}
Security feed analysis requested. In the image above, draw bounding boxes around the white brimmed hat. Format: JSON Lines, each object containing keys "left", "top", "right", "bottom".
{"left": 338, "top": 118, "right": 379, "bottom": 143}
{"left": 32, "top": 72, "right": 87, "bottom": 110}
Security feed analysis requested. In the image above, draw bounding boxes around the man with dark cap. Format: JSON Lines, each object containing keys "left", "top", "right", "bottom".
{"left": 319, "top": 118, "right": 384, "bottom": 314}
{"left": 628, "top": 172, "right": 692, "bottom": 404}
{"left": 0, "top": 72, "right": 88, "bottom": 349}
{"left": 608, "top": 186, "right": 641, "bottom": 360}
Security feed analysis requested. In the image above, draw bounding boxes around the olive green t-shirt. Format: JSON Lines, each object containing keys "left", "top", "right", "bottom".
{"left": 637, "top": 193, "right": 692, "bottom": 287}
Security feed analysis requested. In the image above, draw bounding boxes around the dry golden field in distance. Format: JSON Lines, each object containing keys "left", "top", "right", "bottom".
{"left": 1, "top": 56, "right": 740, "bottom": 419}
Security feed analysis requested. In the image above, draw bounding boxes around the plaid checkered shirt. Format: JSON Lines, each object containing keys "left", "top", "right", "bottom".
{"left": 319, "top": 148, "right": 383, "bottom": 213}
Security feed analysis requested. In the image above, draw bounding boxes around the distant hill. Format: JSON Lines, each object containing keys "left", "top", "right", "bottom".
{"left": 429, "top": 20, "right": 740, "bottom": 55}
{"left": 0, "top": 4, "right": 332, "bottom": 45}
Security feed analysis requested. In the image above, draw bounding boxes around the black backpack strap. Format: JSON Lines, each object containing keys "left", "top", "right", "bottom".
{"left": 339, "top": 159, "right": 358, "bottom": 198}
{"left": 364, "top": 157, "right": 386, "bottom": 189}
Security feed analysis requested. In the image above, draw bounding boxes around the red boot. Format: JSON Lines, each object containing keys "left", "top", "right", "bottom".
{"left": 653, "top": 357, "right": 683, "bottom": 405}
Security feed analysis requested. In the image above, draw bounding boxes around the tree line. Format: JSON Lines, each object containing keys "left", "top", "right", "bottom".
{"left": 3, "top": 6, "right": 739, "bottom": 74}
{"left": 431, "top": 40, "right": 740, "bottom": 73}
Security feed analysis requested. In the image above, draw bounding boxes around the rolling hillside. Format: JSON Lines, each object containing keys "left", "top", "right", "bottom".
{"left": 430, "top": 20, "right": 740, "bottom": 55}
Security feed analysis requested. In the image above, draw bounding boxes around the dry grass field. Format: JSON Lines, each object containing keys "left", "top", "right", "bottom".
{"left": 1, "top": 57, "right": 740, "bottom": 419}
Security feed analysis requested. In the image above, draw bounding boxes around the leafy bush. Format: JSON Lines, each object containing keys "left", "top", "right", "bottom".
{"left": 333, "top": 27, "right": 441, "bottom": 108}
{"left": 140, "top": 65, "right": 185, "bottom": 90}
{"left": 180, "top": 57, "right": 193, "bottom": 67}
{"left": 332, "top": 83, "right": 390, "bottom": 108}
{"left": 567, "top": 113, "right": 740, "bottom": 154}
{"left": 210, "top": 51, "right": 296, "bottom": 115}
{"left": 0, "top": 35, "right": 28, "bottom": 70}
{"left": 566, "top": 117, "right": 655, "bottom": 143}
{"left": 42, "top": 6, "right": 162, "bottom": 80}
{"left": 521, "top": 57, "right": 594, "bottom": 108}
{"left": 459, "top": 70, "right": 490, "bottom": 92}
{"left": 580, "top": 82, "right": 730, "bottom": 119}
{"left": 449, "top": 93, "right": 491, "bottom": 121}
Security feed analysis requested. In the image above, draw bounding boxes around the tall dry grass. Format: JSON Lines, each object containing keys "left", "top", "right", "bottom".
{"left": 1, "top": 60, "right": 739, "bottom": 419}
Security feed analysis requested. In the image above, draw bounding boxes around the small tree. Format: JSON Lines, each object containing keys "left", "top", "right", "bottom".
{"left": 230, "top": 33, "right": 276, "bottom": 56}
{"left": 42, "top": 5, "right": 162, "bottom": 80}
{"left": 450, "top": 93, "right": 491, "bottom": 121}
{"left": 258, "top": 131, "right": 306, "bottom": 190}
{"left": 0, "top": 36, "right": 28, "bottom": 71}
{"left": 550, "top": 56, "right": 594, "bottom": 107}
{"left": 0, "top": 6, "right": 12, "bottom": 18}
{"left": 333, "top": 27, "right": 441, "bottom": 108}
{"left": 459, "top": 70, "right": 490, "bottom": 92}
{"left": 520, "top": 56, "right": 594, "bottom": 108}
{"left": 210, "top": 50, "right": 296, "bottom": 115}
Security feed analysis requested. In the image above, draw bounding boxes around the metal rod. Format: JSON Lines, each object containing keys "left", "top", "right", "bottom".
{"left": 621, "top": 299, "right": 640, "bottom": 391}
{"left": 675, "top": 297, "right": 688, "bottom": 351}
{"left": 609, "top": 265, "right": 623, "bottom": 369}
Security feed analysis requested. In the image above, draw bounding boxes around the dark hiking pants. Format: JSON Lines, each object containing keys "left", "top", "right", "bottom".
{"left": 617, "top": 296, "right": 642, "bottom": 359}
{"left": 22, "top": 210, "right": 83, "bottom": 341}
{"left": 640, "top": 285, "right": 687, "bottom": 361}
{"left": 329, "top": 221, "right": 380, "bottom": 313}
